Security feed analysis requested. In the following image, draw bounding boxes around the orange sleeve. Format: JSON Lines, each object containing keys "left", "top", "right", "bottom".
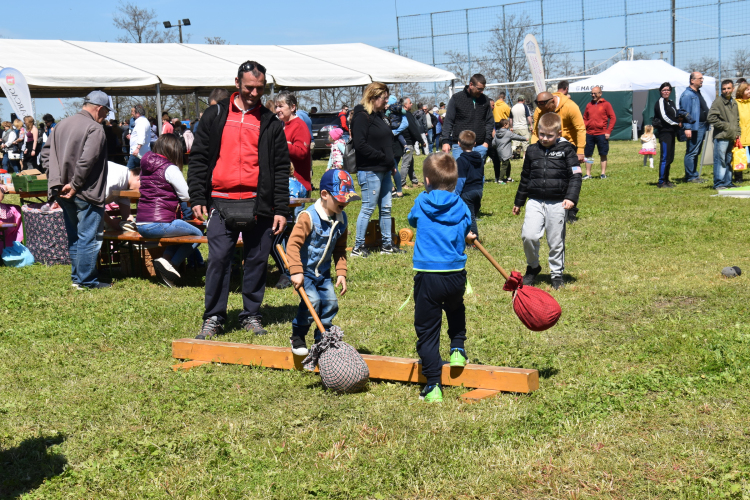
{"left": 286, "top": 212, "right": 312, "bottom": 276}
{"left": 333, "top": 227, "right": 348, "bottom": 277}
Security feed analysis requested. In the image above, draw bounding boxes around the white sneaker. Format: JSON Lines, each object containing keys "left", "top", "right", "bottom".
{"left": 290, "top": 336, "right": 309, "bottom": 356}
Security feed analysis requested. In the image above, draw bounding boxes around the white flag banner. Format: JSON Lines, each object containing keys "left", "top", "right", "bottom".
{"left": 0, "top": 67, "right": 34, "bottom": 119}
{"left": 524, "top": 34, "right": 546, "bottom": 96}
{"left": 107, "top": 96, "right": 116, "bottom": 121}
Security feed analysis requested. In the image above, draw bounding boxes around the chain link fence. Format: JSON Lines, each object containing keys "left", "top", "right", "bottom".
{"left": 397, "top": 0, "right": 750, "bottom": 103}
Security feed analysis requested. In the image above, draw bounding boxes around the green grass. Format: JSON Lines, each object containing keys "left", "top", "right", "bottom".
{"left": 2, "top": 141, "right": 750, "bottom": 499}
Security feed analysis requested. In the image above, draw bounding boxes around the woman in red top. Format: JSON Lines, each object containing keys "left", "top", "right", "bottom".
{"left": 275, "top": 92, "right": 311, "bottom": 198}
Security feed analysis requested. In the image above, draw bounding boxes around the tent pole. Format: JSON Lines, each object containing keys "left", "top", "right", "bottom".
{"left": 270, "top": 83, "right": 275, "bottom": 100}
{"left": 194, "top": 92, "right": 199, "bottom": 120}
{"left": 156, "top": 83, "right": 162, "bottom": 137}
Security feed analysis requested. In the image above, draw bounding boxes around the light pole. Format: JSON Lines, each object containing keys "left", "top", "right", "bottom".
{"left": 163, "top": 19, "right": 191, "bottom": 43}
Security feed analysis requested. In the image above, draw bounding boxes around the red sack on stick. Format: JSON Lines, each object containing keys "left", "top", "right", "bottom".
{"left": 503, "top": 271, "right": 562, "bottom": 331}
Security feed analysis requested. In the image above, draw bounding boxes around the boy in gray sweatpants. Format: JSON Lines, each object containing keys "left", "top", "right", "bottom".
{"left": 512, "top": 113, "right": 582, "bottom": 290}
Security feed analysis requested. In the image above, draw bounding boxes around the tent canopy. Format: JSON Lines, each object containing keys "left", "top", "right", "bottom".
{"left": 570, "top": 60, "right": 716, "bottom": 106}
{"left": 0, "top": 40, "right": 455, "bottom": 97}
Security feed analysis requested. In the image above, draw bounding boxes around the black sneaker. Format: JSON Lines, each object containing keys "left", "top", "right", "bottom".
{"left": 688, "top": 178, "right": 706, "bottom": 184}
{"left": 551, "top": 277, "right": 564, "bottom": 290}
{"left": 153, "top": 258, "right": 180, "bottom": 288}
{"left": 381, "top": 244, "right": 406, "bottom": 255}
{"left": 274, "top": 274, "right": 292, "bottom": 289}
{"left": 523, "top": 265, "right": 542, "bottom": 286}
{"left": 290, "top": 336, "right": 309, "bottom": 356}
{"left": 241, "top": 315, "right": 268, "bottom": 335}
{"left": 351, "top": 246, "right": 370, "bottom": 258}
{"left": 196, "top": 316, "right": 223, "bottom": 340}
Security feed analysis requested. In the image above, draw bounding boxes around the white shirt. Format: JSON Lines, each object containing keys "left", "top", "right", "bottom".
{"left": 104, "top": 162, "right": 131, "bottom": 204}
{"left": 511, "top": 103, "right": 531, "bottom": 129}
{"left": 130, "top": 116, "right": 152, "bottom": 155}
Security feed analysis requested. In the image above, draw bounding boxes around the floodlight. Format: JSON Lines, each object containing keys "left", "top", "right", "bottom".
{"left": 163, "top": 21, "right": 172, "bottom": 28}
{"left": 183, "top": 19, "right": 191, "bottom": 26}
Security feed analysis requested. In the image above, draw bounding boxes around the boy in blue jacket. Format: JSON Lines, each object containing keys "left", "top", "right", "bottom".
{"left": 408, "top": 152, "right": 474, "bottom": 402}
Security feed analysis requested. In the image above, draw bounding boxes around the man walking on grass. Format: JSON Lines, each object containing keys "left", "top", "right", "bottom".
{"left": 582, "top": 86, "right": 616, "bottom": 179}
{"left": 188, "top": 61, "right": 291, "bottom": 340}
{"left": 679, "top": 71, "right": 709, "bottom": 183}
{"left": 441, "top": 73, "right": 494, "bottom": 163}
{"left": 510, "top": 96, "right": 533, "bottom": 157}
{"left": 42, "top": 91, "right": 111, "bottom": 290}
{"left": 707, "top": 79, "right": 740, "bottom": 190}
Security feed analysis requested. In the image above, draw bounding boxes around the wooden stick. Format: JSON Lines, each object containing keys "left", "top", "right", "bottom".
{"left": 276, "top": 244, "right": 327, "bottom": 335}
{"left": 472, "top": 240, "right": 510, "bottom": 280}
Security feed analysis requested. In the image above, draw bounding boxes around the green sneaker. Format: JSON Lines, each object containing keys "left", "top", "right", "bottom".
{"left": 449, "top": 348, "right": 468, "bottom": 367}
{"left": 419, "top": 384, "right": 443, "bottom": 402}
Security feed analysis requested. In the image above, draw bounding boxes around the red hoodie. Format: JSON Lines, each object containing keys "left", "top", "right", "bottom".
{"left": 583, "top": 98, "right": 616, "bottom": 136}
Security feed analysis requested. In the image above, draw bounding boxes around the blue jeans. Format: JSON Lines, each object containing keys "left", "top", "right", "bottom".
{"left": 451, "top": 143, "right": 488, "bottom": 164}
{"left": 137, "top": 219, "right": 204, "bottom": 267}
{"left": 291, "top": 272, "right": 338, "bottom": 340}
{"left": 355, "top": 170, "right": 392, "bottom": 248}
{"left": 712, "top": 139, "right": 734, "bottom": 189}
{"left": 392, "top": 158, "right": 402, "bottom": 194}
{"left": 59, "top": 197, "right": 104, "bottom": 287}
{"left": 127, "top": 154, "right": 141, "bottom": 170}
{"left": 683, "top": 126, "right": 706, "bottom": 180}
{"left": 427, "top": 130, "right": 434, "bottom": 153}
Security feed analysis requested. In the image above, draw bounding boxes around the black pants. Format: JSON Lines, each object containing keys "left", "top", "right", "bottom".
{"left": 461, "top": 189, "right": 482, "bottom": 238}
{"left": 658, "top": 130, "right": 676, "bottom": 185}
{"left": 487, "top": 146, "right": 501, "bottom": 181}
{"left": 414, "top": 271, "right": 467, "bottom": 385}
{"left": 203, "top": 209, "right": 274, "bottom": 323}
{"left": 499, "top": 159, "right": 512, "bottom": 180}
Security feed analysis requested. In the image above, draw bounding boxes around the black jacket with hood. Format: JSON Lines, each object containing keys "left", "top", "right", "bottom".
{"left": 187, "top": 97, "right": 291, "bottom": 218}
{"left": 441, "top": 85, "right": 495, "bottom": 147}
{"left": 514, "top": 139, "right": 582, "bottom": 207}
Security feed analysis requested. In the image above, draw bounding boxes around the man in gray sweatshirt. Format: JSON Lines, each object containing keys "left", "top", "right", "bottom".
{"left": 41, "top": 91, "right": 111, "bottom": 289}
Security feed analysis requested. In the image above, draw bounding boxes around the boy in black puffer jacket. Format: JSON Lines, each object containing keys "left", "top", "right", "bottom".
{"left": 512, "top": 113, "right": 582, "bottom": 290}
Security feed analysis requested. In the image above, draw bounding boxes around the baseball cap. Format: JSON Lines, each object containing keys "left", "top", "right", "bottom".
{"left": 84, "top": 90, "right": 113, "bottom": 111}
{"left": 319, "top": 169, "right": 360, "bottom": 203}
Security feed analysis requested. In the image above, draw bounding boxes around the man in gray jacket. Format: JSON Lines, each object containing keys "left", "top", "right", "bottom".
{"left": 41, "top": 91, "right": 111, "bottom": 289}
{"left": 707, "top": 79, "right": 740, "bottom": 190}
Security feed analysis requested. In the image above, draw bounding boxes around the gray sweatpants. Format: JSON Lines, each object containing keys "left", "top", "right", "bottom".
{"left": 400, "top": 151, "right": 418, "bottom": 187}
{"left": 521, "top": 198, "right": 567, "bottom": 278}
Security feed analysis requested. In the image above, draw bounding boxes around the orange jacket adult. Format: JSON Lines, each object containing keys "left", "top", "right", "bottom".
{"left": 492, "top": 100, "right": 511, "bottom": 124}
{"left": 531, "top": 92, "right": 586, "bottom": 154}
{"left": 583, "top": 98, "right": 616, "bottom": 136}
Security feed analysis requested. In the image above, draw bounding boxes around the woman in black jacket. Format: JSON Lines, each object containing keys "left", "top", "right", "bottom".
{"left": 653, "top": 82, "right": 682, "bottom": 188}
{"left": 351, "top": 82, "right": 403, "bottom": 257}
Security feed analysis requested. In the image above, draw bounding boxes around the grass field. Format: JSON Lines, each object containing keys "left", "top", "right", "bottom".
{"left": 1, "top": 141, "right": 749, "bottom": 499}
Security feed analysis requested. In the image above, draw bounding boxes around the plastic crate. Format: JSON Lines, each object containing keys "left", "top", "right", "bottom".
{"left": 11, "top": 174, "right": 48, "bottom": 192}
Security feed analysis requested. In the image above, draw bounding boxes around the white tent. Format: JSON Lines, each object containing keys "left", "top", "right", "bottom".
{"left": 570, "top": 60, "right": 716, "bottom": 107}
{"left": 568, "top": 60, "right": 717, "bottom": 139}
{"left": 0, "top": 39, "right": 455, "bottom": 97}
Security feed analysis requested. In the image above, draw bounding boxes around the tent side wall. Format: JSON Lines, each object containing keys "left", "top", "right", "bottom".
{"left": 569, "top": 91, "right": 633, "bottom": 141}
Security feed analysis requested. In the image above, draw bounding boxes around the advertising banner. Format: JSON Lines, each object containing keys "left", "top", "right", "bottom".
{"left": 0, "top": 67, "right": 34, "bottom": 119}
{"left": 524, "top": 34, "right": 546, "bottom": 96}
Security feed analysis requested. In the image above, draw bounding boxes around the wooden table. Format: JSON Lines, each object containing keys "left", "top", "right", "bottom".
{"left": 1, "top": 187, "right": 48, "bottom": 204}
{"left": 110, "top": 190, "right": 314, "bottom": 208}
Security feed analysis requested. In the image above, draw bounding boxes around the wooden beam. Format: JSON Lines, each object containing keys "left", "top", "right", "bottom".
{"left": 460, "top": 388, "right": 501, "bottom": 403}
{"left": 172, "top": 360, "right": 211, "bottom": 372}
{"left": 172, "top": 339, "right": 539, "bottom": 393}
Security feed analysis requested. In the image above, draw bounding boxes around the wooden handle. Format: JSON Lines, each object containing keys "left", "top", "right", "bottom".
{"left": 276, "top": 244, "right": 327, "bottom": 334}
{"left": 472, "top": 240, "right": 510, "bottom": 280}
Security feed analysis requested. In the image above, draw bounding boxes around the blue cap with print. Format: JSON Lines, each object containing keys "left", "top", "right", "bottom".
{"left": 319, "top": 169, "right": 360, "bottom": 203}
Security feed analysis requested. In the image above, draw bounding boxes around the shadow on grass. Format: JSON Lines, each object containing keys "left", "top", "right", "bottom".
{"left": 535, "top": 366, "right": 559, "bottom": 379}
{"left": 534, "top": 273, "right": 578, "bottom": 286}
{"left": 0, "top": 434, "right": 67, "bottom": 499}
{"left": 224, "top": 304, "right": 299, "bottom": 330}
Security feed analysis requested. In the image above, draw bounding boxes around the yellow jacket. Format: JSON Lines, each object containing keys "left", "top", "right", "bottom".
{"left": 531, "top": 92, "right": 587, "bottom": 154}
{"left": 493, "top": 100, "right": 511, "bottom": 123}
{"left": 737, "top": 98, "right": 750, "bottom": 146}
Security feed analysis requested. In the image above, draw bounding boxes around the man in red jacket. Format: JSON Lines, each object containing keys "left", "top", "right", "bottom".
{"left": 337, "top": 105, "right": 350, "bottom": 138}
{"left": 583, "top": 86, "right": 616, "bottom": 179}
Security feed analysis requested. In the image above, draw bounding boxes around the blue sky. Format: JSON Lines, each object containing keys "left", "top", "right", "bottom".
{"left": 1, "top": 0, "right": 501, "bottom": 118}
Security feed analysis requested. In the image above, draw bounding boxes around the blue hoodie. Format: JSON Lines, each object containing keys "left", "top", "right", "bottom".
{"left": 408, "top": 189, "right": 472, "bottom": 272}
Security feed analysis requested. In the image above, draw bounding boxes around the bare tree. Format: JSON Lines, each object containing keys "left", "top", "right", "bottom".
{"left": 687, "top": 56, "right": 719, "bottom": 78}
{"left": 730, "top": 49, "right": 750, "bottom": 79}
{"left": 205, "top": 36, "right": 228, "bottom": 45}
{"left": 113, "top": 2, "right": 176, "bottom": 43}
